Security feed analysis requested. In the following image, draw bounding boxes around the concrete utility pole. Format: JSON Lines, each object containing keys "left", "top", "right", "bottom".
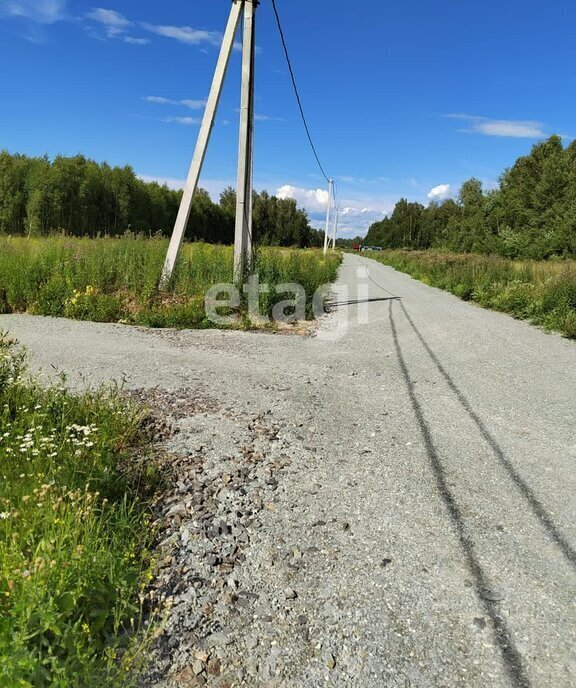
{"left": 323, "top": 178, "right": 334, "bottom": 255}
{"left": 331, "top": 206, "right": 339, "bottom": 250}
{"left": 160, "top": 0, "right": 258, "bottom": 289}
{"left": 234, "top": 0, "right": 256, "bottom": 283}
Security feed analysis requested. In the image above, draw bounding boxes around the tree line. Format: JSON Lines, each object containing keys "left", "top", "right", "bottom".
{"left": 364, "top": 136, "right": 576, "bottom": 259}
{"left": 0, "top": 151, "right": 324, "bottom": 248}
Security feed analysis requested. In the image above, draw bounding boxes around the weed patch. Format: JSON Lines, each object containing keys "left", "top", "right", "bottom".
{"left": 0, "top": 237, "right": 341, "bottom": 329}
{"left": 0, "top": 338, "right": 157, "bottom": 686}
{"left": 367, "top": 250, "right": 576, "bottom": 339}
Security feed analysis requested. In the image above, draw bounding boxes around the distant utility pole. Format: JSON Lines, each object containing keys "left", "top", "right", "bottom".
{"left": 331, "top": 206, "right": 339, "bottom": 250}
{"left": 160, "top": 0, "right": 258, "bottom": 289}
{"left": 323, "top": 178, "right": 334, "bottom": 255}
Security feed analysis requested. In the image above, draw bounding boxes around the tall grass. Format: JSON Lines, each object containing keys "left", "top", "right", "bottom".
{"left": 0, "top": 236, "right": 341, "bottom": 329}
{"left": 0, "top": 338, "right": 156, "bottom": 686}
{"left": 369, "top": 250, "right": 576, "bottom": 339}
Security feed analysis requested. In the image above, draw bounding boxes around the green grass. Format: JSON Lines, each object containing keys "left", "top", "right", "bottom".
{"left": 367, "top": 250, "right": 576, "bottom": 339}
{"left": 0, "top": 337, "right": 156, "bottom": 687}
{"left": 0, "top": 236, "right": 342, "bottom": 329}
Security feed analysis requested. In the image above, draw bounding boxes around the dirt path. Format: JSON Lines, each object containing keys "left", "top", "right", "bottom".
{"left": 2, "top": 253, "right": 575, "bottom": 687}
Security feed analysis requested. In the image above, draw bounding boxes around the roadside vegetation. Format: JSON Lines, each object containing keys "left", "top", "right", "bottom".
{"left": 0, "top": 236, "right": 341, "bottom": 328}
{"left": 0, "top": 336, "right": 157, "bottom": 686}
{"left": 369, "top": 250, "right": 576, "bottom": 338}
{"left": 365, "top": 136, "right": 576, "bottom": 260}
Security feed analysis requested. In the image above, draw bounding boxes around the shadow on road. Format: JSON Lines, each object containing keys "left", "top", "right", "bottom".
{"left": 389, "top": 299, "right": 531, "bottom": 688}
{"left": 398, "top": 300, "right": 576, "bottom": 572}
{"left": 326, "top": 296, "right": 400, "bottom": 309}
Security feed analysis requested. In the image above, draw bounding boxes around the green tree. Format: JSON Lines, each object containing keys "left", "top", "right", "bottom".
{"left": 0, "top": 152, "right": 31, "bottom": 234}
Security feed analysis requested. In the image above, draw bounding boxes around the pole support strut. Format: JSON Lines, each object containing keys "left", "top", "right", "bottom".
{"left": 159, "top": 0, "right": 258, "bottom": 289}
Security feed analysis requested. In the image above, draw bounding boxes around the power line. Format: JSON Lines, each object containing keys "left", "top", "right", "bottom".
{"left": 270, "top": 0, "right": 331, "bottom": 184}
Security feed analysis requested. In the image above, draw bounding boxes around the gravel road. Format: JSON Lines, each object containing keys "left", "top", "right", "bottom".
{"left": 1, "top": 253, "right": 575, "bottom": 688}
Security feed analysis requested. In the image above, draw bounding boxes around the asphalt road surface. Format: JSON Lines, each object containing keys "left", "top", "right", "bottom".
{"left": 1, "top": 253, "right": 575, "bottom": 687}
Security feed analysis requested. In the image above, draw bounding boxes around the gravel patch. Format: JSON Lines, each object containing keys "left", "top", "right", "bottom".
{"left": 136, "top": 388, "right": 319, "bottom": 687}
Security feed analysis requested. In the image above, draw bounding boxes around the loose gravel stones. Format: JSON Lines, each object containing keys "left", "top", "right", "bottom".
{"left": 136, "top": 386, "right": 369, "bottom": 688}
{"left": 480, "top": 588, "right": 505, "bottom": 603}
{"left": 137, "top": 388, "right": 307, "bottom": 688}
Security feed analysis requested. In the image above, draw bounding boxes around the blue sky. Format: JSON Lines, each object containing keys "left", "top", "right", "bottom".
{"left": 1, "top": 0, "right": 574, "bottom": 236}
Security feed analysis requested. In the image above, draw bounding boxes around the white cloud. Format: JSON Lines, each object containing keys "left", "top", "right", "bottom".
{"left": 275, "top": 184, "right": 396, "bottom": 237}
{"left": 141, "top": 22, "right": 221, "bottom": 47}
{"left": 6, "top": 6, "right": 234, "bottom": 50}
{"left": 476, "top": 121, "right": 546, "bottom": 138}
{"left": 446, "top": 113, "right": 547, "bottom": 139}
{"left": 143, "top": 96, "right": 206, "bottom": 110}
{"left": 255, "top": 113, "right": 283, "bottom": 122}
{"left": 427, "top": 183, "right": 452, "bottom": 201}
{"left": 235, "top": 109, "right": 283, "bottom": 122}
{"left": 335, "top": 205, "right": 392, "bottom": 237}
{"left": 87, "top": 8, "right": 131, "bottom": 38}
{"left": 276, "top": 185, "right": 330, "bottom": 213}
{"left": 181, "top": 99, "right": 207, "bottom": 110}
{"left": 124, "top": 36, "right": 149, "bottom": 45}
{"left": 87, "top": 9, "right": 223, "bottom": 49}
{"left": 1, "top": 0, "right": 67, "bottom": 23}
{"left": 332, "top": 191, "right": 399, "bottom": 236}
{"left": 5, "top": 4, "right": 243, "bottom": 50}
{"left": 162, "top": 116, "right": 200, "bottom": 126}
{"left": 144, "top": 96, "right": 174, "bottom": 105}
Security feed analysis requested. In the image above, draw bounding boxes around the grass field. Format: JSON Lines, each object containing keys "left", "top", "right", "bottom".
{"left": 0, "top": 236, "right": 341, "bottom": 329}
{"left": 0, "top": 338, "right": 156, "bottom": 687}
{"left": 367, "top": 250, "right": 576, "bottom": 338}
